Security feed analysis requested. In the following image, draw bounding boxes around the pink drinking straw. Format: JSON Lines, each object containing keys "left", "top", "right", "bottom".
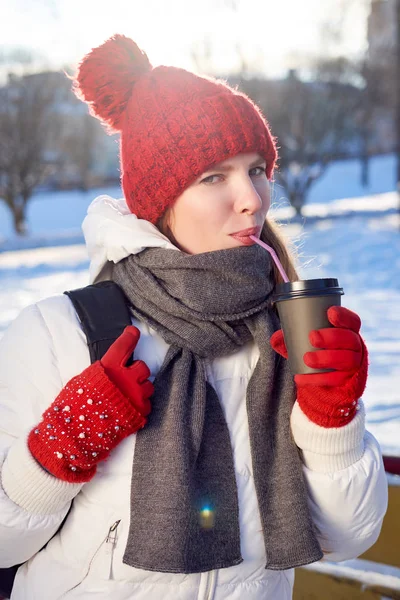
{"left": 249, "top": 235, "right": 290, "bottom": 283}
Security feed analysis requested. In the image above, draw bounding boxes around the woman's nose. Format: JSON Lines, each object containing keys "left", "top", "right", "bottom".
{"left": 234, "top": 180, "right": 263, "bottom": 214}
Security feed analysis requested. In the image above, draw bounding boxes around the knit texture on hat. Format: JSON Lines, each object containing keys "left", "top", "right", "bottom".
{"left": 74, "top": 35, "right": 277, "bottom": 224}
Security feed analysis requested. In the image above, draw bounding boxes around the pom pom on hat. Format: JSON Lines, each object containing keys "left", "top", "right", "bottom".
{"left": 74, "top": 34, "right": 152, "bottom": 132}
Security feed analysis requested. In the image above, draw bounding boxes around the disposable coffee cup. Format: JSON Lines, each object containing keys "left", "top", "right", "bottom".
{"left": 273, "top": 278, "right": 344, "bottom": 375}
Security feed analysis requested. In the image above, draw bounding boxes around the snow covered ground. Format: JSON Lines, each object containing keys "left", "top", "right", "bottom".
{"left": 0, "top": 154, "right": 399, "bottom": 455}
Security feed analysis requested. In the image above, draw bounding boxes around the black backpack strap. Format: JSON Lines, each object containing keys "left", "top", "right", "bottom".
{"left": 64, "top": 281, "right": 132, "bottom": 363}
{"left": 0, "top": 282, "right": 133, "bottom": 598}
{"left": 0, "top": 566, "right": 19, "bottom": 597}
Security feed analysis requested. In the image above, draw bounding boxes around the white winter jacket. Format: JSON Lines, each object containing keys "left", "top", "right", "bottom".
{"left": 0, "top": 196, "right": 388, "bottom": 600}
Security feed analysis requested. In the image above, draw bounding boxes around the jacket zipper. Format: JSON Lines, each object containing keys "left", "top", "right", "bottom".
{"left": 59, "top": 520, "right": 121, "bottom": 597}
{"left": 203, "top": 570, "right": 216, "bottom": 600}
{"left": 105, "top": 519, "right": 121, "bottom": 579}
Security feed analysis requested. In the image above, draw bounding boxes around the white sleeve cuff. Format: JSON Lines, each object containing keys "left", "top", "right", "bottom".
{"left": 1, "top": 435, "right": 83, "bottom": 514}
{"left": 290, "top": 400, "right": 366, "bottom": 473}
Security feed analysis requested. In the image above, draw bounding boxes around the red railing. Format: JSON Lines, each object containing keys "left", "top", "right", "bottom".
{"left": 382, "top": 455, "right": 400, "bottom": 476}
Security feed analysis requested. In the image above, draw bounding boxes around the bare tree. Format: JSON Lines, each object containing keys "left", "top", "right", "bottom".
{"left": 294, "top": 0, "right": 387, "bottom": 190}
{"left": 312, "top": 55, "right": 380, "bottom": 188}
{"left": 59, "top": 110, "right": 103, "bottom": 191}
{"left": 190, "top": 0, "right": 372, "bottom": 215}
{"left": 396, "top": 0, "right": 400, "bottom": 222}
{"left": 0, "top": 71, "right": 62, "bottom": 234}
{"left": 238, "top": 70, "right": 361, "bottom": 215}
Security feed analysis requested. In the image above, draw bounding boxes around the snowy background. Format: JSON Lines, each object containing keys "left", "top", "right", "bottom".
{"left": 0, "top": 154, "right": 399, "bottom": 456}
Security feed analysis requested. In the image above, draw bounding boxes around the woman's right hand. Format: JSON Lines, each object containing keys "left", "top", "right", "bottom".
{"left": 28, "top": 326, "right": 154, "bottom": 483}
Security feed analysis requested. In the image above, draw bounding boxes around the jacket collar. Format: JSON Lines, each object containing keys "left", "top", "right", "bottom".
{"left": 82, "top": 195, "right": 178, "bottom": 283}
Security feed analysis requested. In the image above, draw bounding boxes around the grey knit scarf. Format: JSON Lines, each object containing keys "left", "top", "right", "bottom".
{"left": 112, "top": 244, "right": 322, "bottom": 573}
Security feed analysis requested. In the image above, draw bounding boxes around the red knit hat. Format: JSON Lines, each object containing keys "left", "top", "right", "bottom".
{"left": 74, "top": 35, "right": 277, "bottom": 225}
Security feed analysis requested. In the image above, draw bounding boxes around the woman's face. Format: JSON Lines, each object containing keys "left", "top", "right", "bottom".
{"left": 166, "top": 152, "right": 271, "bottom": 254}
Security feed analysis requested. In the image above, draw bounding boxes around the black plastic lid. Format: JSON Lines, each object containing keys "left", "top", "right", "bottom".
{"left": 273, "top": 278, "right": 344, "bottom": 302}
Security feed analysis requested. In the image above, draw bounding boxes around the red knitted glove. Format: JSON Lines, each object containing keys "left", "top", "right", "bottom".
{"left": 270, "top": 306, "right": 368, "bottom": 428}
{"left": 28, "top": 326, "right": 154, "bottom": 482}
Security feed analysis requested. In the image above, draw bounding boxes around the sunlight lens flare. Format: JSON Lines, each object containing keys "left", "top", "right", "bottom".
{"left": 199, "top": 505, "right": 215, "bottom": 529}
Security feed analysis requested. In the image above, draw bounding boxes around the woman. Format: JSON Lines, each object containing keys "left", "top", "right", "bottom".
{"left": 0, "top": 35, "right": 388, "bottom": 600}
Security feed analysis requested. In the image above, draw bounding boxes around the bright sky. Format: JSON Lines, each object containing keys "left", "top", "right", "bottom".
{"left": 2, "top": 0, "right": 370, "bottom": 77}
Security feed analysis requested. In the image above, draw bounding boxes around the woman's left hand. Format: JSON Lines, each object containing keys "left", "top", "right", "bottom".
{"left": 270, "top": 306, "right": 368, "bottom": 428}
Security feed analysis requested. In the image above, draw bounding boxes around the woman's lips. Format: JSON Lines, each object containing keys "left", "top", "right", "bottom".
{"left": 230, "top": 227, "right": 260, "bottom": 245}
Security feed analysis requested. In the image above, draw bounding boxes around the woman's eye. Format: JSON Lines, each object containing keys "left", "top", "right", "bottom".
{"left": 249, "top": 166, "right": 266, "bottom": 177}
{"left": 200, "top": 174, "right": 223, "bottom": 185}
